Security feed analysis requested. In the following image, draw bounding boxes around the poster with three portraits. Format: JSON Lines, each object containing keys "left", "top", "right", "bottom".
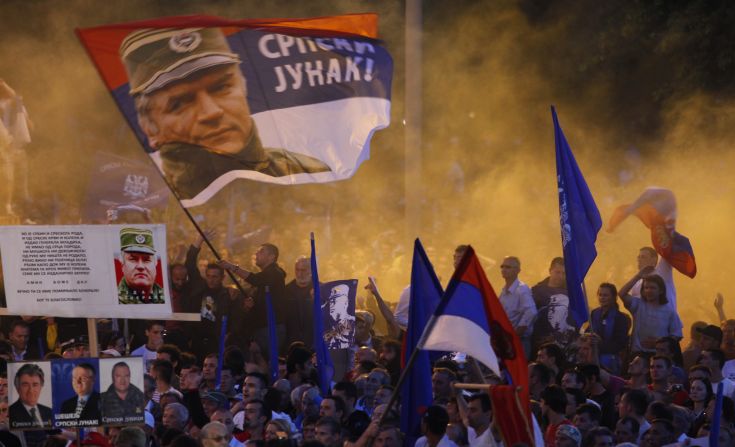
{"left": 8, "top": 357, "right": 145, "bottom": 429}
{"left": 0, "top": 224, "right": 173, "bottom": 319}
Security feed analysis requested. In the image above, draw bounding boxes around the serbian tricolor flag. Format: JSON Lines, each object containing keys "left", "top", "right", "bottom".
{"left": 77, "top": 15, "right": 392, "bottom": 207}
{"left": 607, "top": 187, "right": 696, "bottom": 278}
{"left": 419, "top": 246, "right": 533, "bottom": 446}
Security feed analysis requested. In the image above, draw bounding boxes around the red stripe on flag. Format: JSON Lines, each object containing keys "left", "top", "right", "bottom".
{"left": 489, "top": 385, "right": 535, "bottom": 446}
{"left": 454, "top": 248, "right": 531, "bottom": 430}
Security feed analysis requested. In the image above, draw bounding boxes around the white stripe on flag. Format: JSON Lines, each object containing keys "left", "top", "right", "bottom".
{"left": 420, "top": 314, "right": 501, "bottom": 377}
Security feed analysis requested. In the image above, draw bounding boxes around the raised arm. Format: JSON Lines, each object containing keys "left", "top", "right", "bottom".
{"left": 618, "top": 266, "right": 655, "bottom": 306}
{"left": 715, "top": 292, "right": 727, "bottom": 324}
{"left": 217, "top": 259, "right": 251, "bottom": 280}
{"left": 185, "top": 228, "right": 216, "bottom": 280}
{"left": 365, "top": 277, "right": 401, "bottom": 339}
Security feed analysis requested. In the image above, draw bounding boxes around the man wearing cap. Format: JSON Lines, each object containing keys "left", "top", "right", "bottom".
{"left": 60, "top": 363, "right": 101, "bottom": 425}
{"left": 120, "top": 28, "right": 331, "bottom": 201}
{"left": 118, "top": 228, "right": 164, "bottom": 304}
{"left": 554, "top": 424, "right": 581, "bottom": 447}
{"left": 323, "top": 284, "right": 355, "bottom": 349}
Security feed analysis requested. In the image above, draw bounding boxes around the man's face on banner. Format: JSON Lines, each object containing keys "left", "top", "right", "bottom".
{"left": 17, "top": 373, "right": 42, "bottom": 406}
{"left": 72, "top": 366, "right": 95, "bottom": 396}
{"left": 141, "top": 64, "right": 253, "bottom": 155}
{"left": 328, "top": 286, "right": 349, "bottom": 320}
{"left": 112, "top": 364, "right": 131, "bottom": 393}
{"left": 122, "top": 251, "right": 157, "bottom": 290}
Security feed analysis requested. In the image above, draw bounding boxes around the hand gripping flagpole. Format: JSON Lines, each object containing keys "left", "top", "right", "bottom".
{"left": 370, "top": 315, "right": 438, "bottom": 446}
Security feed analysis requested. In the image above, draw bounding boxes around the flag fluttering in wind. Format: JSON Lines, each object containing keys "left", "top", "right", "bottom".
{"left": 608, "top": 187, "right": 696, "bottom": 278}
{"left": 77, "top": 14, "right": 393, "bottom": 207}
{"left": 552, "top": 106, "right": 602, "bottom": 326}
{"left": 419, "top": 246, "right": 533, "bottom": 446}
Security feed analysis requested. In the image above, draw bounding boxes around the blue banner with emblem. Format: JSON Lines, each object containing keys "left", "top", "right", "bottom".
{"left": 552, "top": 106, "right": 602, "bottom": 326}
{"left": 83, "top": 152, "right": 169, "bottom": 223}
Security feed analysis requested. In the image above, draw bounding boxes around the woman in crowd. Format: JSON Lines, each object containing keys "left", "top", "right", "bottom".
{"left": 686, "top": 377, "right": 713, "bottom": 436}
{"left": 619, "top": 270, "right": 682, "bottom": 354}
{"left": 587, "top": 283, "right": 631, "bottom": 375}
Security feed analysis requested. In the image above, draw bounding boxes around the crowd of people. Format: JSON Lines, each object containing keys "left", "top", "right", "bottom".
{"left": 0, "top": 234, "right": 731, "bottom": 447}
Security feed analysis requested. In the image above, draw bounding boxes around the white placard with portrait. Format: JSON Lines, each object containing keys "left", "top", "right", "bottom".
{"left": 0, "top": 225, "right": 172, "bottom": 318}
{"left": 7, "top": 361, "right": 53, "bottom": 430}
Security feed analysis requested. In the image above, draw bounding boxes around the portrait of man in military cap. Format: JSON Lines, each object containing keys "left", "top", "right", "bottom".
{"left": 119, "top": 27, "right": 331, "bottom": 200}
{"left": 117, "top": 227, "right": 164, "bottom": 304}
{"left": 322, "top": 283, "right": 355, "bottom": 349}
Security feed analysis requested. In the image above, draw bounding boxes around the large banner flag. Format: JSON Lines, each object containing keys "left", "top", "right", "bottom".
{"left": 607, "top": 187, "right": 697, "bottom": 278}
{"left": 83, "top": 151, "right": 169, "bottom": 223}
{"left": 320, "top": 279, "right": 358, "bottom": 350}
{"left": 552, "top": 106, "right": 602, "bottom": 326}
{"left": 401, "top": 239, "right": 443, "bottom": 447}
{"left": 77, "top": 15, "right": 393, "bottom": 207}
{"left": 419, "top": 246, "right": 533, "bottom": 446}
{"left": 8, "top": 357, "right": 145, "bottom": 430}
{"left": 310, "top": 233, "right": 334, "bottom": 395}
{"left": 0, "top": 225, "right": 172, "bottom": 319}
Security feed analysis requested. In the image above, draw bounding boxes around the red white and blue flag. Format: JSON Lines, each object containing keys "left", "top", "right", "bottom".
{"left": 77, "top": 15, "right": 392, "bottom": 207}
{"left": 607, "top": 187, "right": 696, "bottom": 278}
{"left": 419, "top": 246, "right": 533, "bottom": 446}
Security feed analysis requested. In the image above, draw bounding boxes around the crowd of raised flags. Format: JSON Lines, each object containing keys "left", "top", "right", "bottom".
{"left": 0, "top": 10, "right": 726, "bottom": 447}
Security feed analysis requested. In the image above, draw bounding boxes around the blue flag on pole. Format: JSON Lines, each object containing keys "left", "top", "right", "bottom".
{"left": 265, "top": 287, "right": 279, "bottom": 384}
{"left": 710, "top": 382, "right": 724, "bottom": 446}
{"left": 310, "top": 233, "right": 334, "bottom": 395}
{"left": 400, "top": 239, "right": 443, "bottom": 447}
{"left": 552, "top": 106, "right": 602, "bottom": 326}
{"left": 215, "top": 316, "right": 228, "bottom": 390}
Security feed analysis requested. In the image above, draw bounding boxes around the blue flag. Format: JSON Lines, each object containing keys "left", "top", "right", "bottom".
{"left": 710, "top": 382, "right": 724, "bottom": 446}
{"left": 552, "top": 106, "right": 602, "bottom": 326}
{"left": 401, "top": 239, "right": 443, "bottom": 447}
{"left": 265, "top": 287, "right": 279, "bottom": 384}
{"left": 311, "top": 233, "right": 334, "bottom": 395}
{"left": 215, "top": 316, "right": 228, "bottom": 390}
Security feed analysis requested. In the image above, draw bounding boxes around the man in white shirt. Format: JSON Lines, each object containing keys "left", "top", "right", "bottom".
{"left": 131, "top": 321, "right": 165, "bottom": 371}
{"left": 466, "top": 393, "right": 496, "bottom": 447}
{"left": 394, "top": 245, "right": 469, "bottom": 330}
{"left": 699, "top": 349, "right": 735, "bottom": 400}
{"left": 498, "top": 256, "right": 536, "bottom": 358}
{"left": 414, "top": 406, "right": 458, "bottom": 447}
